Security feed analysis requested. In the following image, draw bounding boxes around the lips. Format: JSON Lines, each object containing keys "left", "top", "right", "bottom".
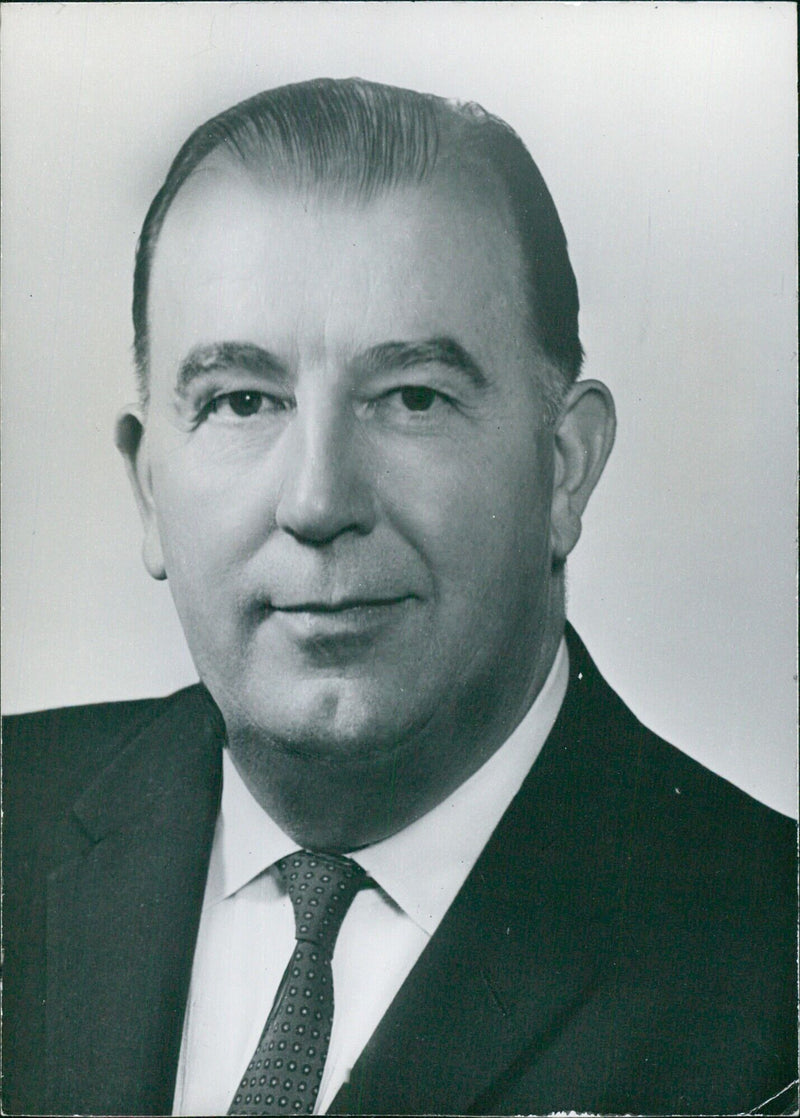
{"left": 270, "top": 595, "right": 412, "bottom": 613}
{"left": 262, "top": 594, "right": 417, "bottom": 649}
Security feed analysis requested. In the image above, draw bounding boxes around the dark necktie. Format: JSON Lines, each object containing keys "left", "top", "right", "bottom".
{"left": 228, "top": 850, "right": 367, "bottom": 1116}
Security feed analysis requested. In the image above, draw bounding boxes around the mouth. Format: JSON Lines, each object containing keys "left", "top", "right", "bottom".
{"left": 270, "top": 596, "right": 412, "bottom": 614}
{"left": 263, "top": 595, "right": 417, "bottom": 649}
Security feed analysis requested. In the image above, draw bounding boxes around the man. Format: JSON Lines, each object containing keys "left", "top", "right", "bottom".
{"left": 2, "top": 78, "right": 796, "bottom": 1116}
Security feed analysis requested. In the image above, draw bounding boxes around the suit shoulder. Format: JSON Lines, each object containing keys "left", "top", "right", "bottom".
{"left": 567, "top": 630, "right": 794, "bottom": 833}
{"left": 625, "top": 714, "right": 794, "bottom": 856}
{"left": 2, "top": 686, "right": 205, "bottom": 822}
{"left": 3, "top": 685, "right": 204, "bottom": 748}
{"left": 605, "top": 699, "right": 795, "bottom": 890}
{"left": 563, "top": 628, "right": 796, "bottom": 901}
{"left": 4, "top": 692, "right": 167, "bottom": 741}
{"left": 587, "top": 694, "right": 797, "bottom": 976}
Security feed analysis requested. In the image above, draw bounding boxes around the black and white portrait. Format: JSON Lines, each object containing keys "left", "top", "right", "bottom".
{"left": 2, "top": 5, "right": 796, "bottom": 1116}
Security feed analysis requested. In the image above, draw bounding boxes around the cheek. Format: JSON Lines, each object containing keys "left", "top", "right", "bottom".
{"left": 150, "top": 483, "right": 249, "bottom": 677}
{"left": 150, "top": 448, "right": 271, "bottom": 576}
{"left": 379, "top": 433, "right": 553, "bottom": 605}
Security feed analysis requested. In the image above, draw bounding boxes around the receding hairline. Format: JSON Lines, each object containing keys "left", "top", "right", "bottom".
{"left": 133, "top": 78, "right": 583, "bottom": 412}
{"left": 148, "top": 154, "right": 563, "bottom": 418}
{"left": 153, "top": 132, "right": 526, "bottom": 284}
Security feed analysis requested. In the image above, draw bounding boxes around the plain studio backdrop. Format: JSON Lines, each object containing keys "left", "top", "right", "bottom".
{"left": 1, "top": 3, "right": 796, "bottom": 817}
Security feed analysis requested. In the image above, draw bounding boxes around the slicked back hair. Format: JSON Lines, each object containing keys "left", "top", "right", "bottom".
{"left": 132, "top": 77, "right": 583, "bottom": 411}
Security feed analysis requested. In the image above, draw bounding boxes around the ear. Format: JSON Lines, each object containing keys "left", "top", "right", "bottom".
{"left": 550, "top": 379, "right": 616, "bottom": 564}
{"left": 114, "top": 407, "right": 167, "bottom": 580}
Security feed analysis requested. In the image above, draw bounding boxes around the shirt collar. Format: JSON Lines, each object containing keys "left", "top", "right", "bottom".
{"left": 204, "top": 752, "right": 297, "bottom": 906}
{"left": 208, "top": 638, "right": 569, "bottom": 933}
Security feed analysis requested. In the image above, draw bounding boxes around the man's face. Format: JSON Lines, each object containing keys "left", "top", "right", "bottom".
{"left": 139, "top": 164, "right": 560, "bottom": 767}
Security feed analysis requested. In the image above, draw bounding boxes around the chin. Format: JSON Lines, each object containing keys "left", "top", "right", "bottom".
{"left": 234, "top": 672, "right": 422, "bottom": 764}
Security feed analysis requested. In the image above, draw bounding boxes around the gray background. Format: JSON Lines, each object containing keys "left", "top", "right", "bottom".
{"left": 2, "top": 2, "right": 796, "bottom": 817}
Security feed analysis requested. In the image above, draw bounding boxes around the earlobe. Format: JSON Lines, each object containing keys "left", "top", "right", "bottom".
{"left": 550, "top": 379, "right": 616, "bottom": 564}
{"left": 114, "top": 407, "right": 167, "bottom": 581}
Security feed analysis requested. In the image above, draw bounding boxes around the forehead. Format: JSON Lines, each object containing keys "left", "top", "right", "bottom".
{"left": 148, "top": 160, "right": 531, "bottom": 372}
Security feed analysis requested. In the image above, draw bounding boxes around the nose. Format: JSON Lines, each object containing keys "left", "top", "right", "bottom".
{"left": 274, "top": 396, "right": 377, "bottom": 544}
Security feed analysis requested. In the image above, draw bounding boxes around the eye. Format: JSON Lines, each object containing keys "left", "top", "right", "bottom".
{"left": 209, "top": 390, "right": 266, "bottom": 418}
{"left": 203, "top": 389, "right": 297, "bottom": 421}
{"left": 399, "top": 385, "right": 438, "bottom": 412}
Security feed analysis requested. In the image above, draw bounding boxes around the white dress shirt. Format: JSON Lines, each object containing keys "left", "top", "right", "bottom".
{"left": 172, "top": 638, "right": 568, "bottom": 1115}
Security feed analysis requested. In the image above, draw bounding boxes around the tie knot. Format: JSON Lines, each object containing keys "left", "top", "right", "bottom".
{"left": 277, "top": 850, "right": 367, "bottom": 952}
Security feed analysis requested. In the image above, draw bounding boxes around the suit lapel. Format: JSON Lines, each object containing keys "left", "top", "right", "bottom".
{"left": 333, "top": 629, "right": 631, "bottom": 1114}
{"left": 44, "top": 687, "right": 223, "bottom": 1115}
{"left": 42, "top": 632, "right": 636, "bottom": 1115}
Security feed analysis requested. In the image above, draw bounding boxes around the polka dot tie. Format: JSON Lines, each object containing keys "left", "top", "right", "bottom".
{"left": 228, "top": 851, "right": 367, "bottom": 1116}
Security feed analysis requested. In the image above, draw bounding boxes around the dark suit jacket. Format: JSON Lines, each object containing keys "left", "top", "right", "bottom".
{"left": 2, "top": 628, "right": 796, "bottom": 1115}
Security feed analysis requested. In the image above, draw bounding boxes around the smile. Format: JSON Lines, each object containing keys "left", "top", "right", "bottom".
{"left": 265, "top": 596, "right": 416, "bottom": 644}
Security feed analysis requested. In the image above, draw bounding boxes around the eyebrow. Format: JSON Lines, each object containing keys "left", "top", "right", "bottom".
{"left": 175, "top": 335, "right": 487, "bottom": 394}
{"left": 354, "top": 337, "right": 488, "bottom": 387}
{"left": 176, "top": 342, "right": 286, "bottom": 395}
